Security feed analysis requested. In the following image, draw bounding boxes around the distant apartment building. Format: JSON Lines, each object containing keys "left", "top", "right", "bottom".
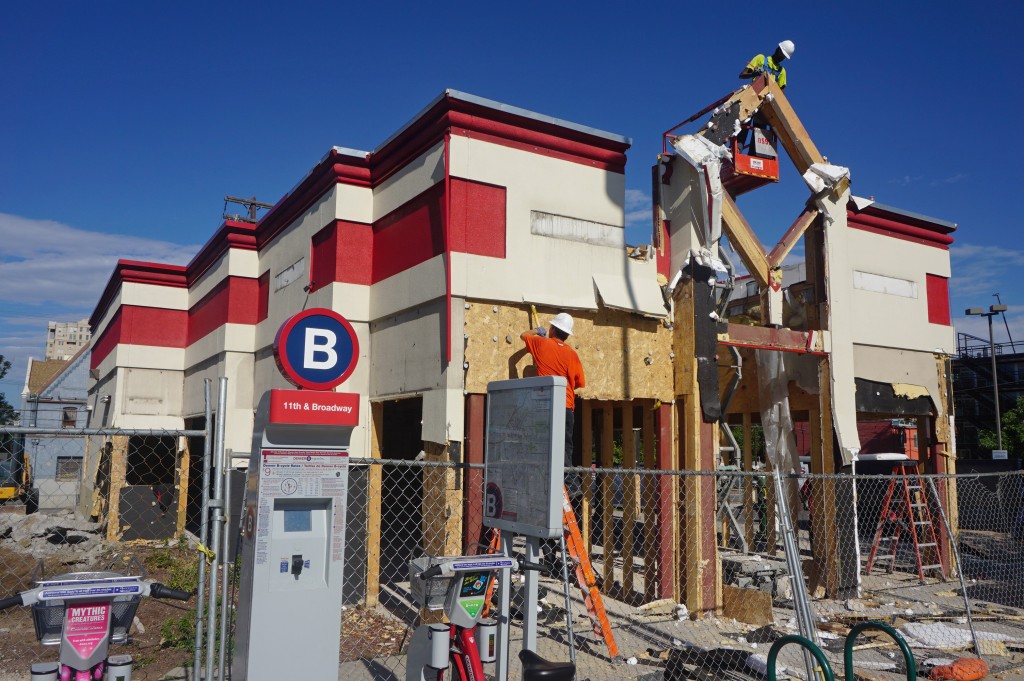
{"left": 46, "top": 319, "right": 92, "bottom": 360}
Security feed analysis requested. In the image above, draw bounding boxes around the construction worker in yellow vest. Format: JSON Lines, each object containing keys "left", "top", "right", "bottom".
{"left": 740, "top": 40, "right": 794, "bottom": 90}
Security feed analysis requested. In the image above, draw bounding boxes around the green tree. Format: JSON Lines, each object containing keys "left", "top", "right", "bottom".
{"left": 0, "top": 355, "right": 16, "bottom": 425}
{"left": 978, "top": 395, "right": 1024, "bottom": 458}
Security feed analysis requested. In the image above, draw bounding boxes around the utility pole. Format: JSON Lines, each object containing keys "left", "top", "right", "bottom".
{"left": 224, "top": 195, "right": 273, "bottom": 223}
{"left": 966, "top": 303, "right": 1009, "bottom": 450}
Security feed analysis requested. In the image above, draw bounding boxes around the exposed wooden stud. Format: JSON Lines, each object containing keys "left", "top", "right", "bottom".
{"left": 656, "top": 403, "right": 677, "bottom": 600}
{"left": 621, "top": 403, "right": 636, "bottom": 595}
{"left": 581, "top": 400, "right": 594, "bottom": 554}
{"left": 601, "top": 402, "right": 615, "bottom": 588}
{"left": 742, "top": 412, "right": 755, "bottom": 551}
{"left": 642, "top": 403, "right": 658, "bottom": 602}
{"left": 175, "top": 436, "right": 191, "bottom": 536}
{"left": 463, "top": 394, "right": 485, "bottom": 553}
{"left": 106, "top": 435, "right": 129, "bottom": 541}
{"left": 768, "top": 207, "right": 818, "bottom": 268}
{"left": 721, "top": 194, "right": 771, "bottom": 288}
{"left": 761, "top": 80, "right": 826, "bottom": 176}
{"left": 366, "top": 401, "right": 384, "bottom": 606}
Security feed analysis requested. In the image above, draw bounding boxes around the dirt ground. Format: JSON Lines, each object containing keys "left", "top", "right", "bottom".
{"left": 0, "top": 540, "right": 196, "bottom": 681}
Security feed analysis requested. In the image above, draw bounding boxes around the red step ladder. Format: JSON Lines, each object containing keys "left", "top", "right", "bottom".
{"left": 865, "top": 459, "right": 946, "bottom": 583}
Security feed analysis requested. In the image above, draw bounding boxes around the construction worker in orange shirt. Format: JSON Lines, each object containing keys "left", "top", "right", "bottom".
{"left": 521, "top": 312, "right": 586, "bottom": 501}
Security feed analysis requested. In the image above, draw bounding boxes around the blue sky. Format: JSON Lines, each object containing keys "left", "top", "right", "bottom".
{"left": 2, "top": 1, "right": 1022, "bottom": 398}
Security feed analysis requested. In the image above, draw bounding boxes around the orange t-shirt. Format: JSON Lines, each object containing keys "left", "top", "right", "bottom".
{"left": 523, "top": 335, "right": 586, "bottom": 409}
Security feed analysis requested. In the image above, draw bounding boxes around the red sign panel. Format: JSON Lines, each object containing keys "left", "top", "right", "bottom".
{"left": 268, "top": 389, "right": 359, "bottom": 426}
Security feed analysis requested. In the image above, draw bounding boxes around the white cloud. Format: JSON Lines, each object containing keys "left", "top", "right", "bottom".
{"left": 0, "top": 214, "right": 199, "bottom": 308}
{"left": 624, "top": 189, "right": 651, "bottom": 228}
{"left": 0, "top": 214, "right": 200, "bottom": 398}
{"left": 930, "top": 173, "right": 968, "bottom": 186}
{"left": 949, "top": 243, "right": 1024, "bottom": 299}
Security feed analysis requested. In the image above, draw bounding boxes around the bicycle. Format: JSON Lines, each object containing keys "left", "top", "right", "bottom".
{"left": 407, "top": 552, "right": 575, "bottom": 681}
{"left": 0, "top": 568, "right": 192, "bottom": 681}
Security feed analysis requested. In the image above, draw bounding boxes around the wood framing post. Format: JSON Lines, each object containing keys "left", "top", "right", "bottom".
{"left": 674, "top": 271, "right": 722, "bottom": 616}
{"left": 366, "top": 402, "right": 384, "bottom": 606}
{"left": 656, "top": 403, "right": 677, "bottom": 600}
{"left": 463, "top": 394, "right": 485, "bottom": 553}
{"left": 642, "top": 403, "right": 658, "bottom": 602}
{"left": 921, "top": 415, "right": 952, "bottom": 574}
{"left": 105, "top": 435, "right": 129, "bottom": 541}
{"left": 808, "top": 360, "right": 840, "bottom": 597}
{"left": 175, "top": 436, "right": 191, "bottom": 536}
{"left": 741, "top": 413, "right": 756, "bottom": 551}
{"left": 600, "top": 402, "right": 615, "bottom": 588}
{"left": 621, "top": 404, "right": 637, "bottom": 595}
{"left": 422, "top": 441, "right": 460, "bottom": 558}
{"left": 581, "top": 400, "right": 594, "bottom": 554}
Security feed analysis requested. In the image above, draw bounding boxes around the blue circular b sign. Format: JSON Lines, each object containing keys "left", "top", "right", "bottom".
{"left": 274, "top": 308, "right": 359, "bottom": 390}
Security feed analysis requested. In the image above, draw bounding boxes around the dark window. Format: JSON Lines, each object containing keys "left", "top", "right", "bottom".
{"left": 62, "top": 407, "right": 77, "bottom": 428}
{"left": 55, "top": 457, "right": 82, "bottom": 482}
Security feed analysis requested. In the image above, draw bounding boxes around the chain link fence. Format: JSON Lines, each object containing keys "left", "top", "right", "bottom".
{"left": 2, "top": 428, "right": 1023, "bottom": 681}
{"left": 0, "top": 425, "right": 208, "bottom": 680}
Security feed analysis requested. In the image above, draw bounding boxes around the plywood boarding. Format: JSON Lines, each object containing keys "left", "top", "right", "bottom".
{"left": 463, "top": 302, "right": 672, "bottom": 401}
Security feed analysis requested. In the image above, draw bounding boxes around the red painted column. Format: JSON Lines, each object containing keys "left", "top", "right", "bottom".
{"left": 656, "top": 403, "right": 676, "bottom": 599}
{"left": 463, "top": 394, "right": 485, "bottom": 552}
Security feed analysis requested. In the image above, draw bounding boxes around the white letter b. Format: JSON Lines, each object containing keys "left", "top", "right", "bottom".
{"left": 304, "top": 328, "right": 338, "bottom": 370}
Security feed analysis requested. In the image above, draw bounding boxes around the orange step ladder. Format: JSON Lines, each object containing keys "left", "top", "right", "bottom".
{"left": 478, "top": 487, "right": 620, "bottom": 659}
{"left": 865, "top": 459, "right": 946, "bottom": 583}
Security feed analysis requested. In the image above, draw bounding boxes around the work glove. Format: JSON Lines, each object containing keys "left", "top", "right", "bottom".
{"left": 535, "top": 327, "right": 547, "bottom": 337}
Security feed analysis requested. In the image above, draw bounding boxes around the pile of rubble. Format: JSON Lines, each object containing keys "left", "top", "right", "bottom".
{"left": 0, "top": 510, "right": 107, "bottom": 565}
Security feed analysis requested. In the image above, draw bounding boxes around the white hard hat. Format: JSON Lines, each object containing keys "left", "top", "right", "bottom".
{"left": 778, "top": 40, "right": 795, "bottom": 58}
{"left": 550, "top": 313, "right": 574, "bottom": 336}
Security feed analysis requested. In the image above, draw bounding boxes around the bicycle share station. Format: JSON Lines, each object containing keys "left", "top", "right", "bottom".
{"left": 406, "top": 376, "right": 577, "bottom": 681}
{"left": 233, "top": 308, "right": 360, "bottom": 681}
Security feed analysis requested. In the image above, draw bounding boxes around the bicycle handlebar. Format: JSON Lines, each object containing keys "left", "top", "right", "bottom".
{"left": 519, "top": 560, "right": 546, "bottom": 573}
{"left": 0, "top": 594, "right": 24, "bottom": 610}
{"left": 149, "top": 583, "right": 192, "bottom": 601}
{"left": 418, "top": 565, "right": 444, "bottom": 580}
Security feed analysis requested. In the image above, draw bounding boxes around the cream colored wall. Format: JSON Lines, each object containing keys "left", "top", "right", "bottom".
{"left": 840, "top": 227, "right": 955, "bottom": 354}
{"left": 373, "top": 142, "right": 445, "bottom": 220}
{"left": 447, "top": 136, "right": 656, "bottom": 310}
{"left": 188, "top": 249, "right": 259, "bottom": 306}
{"left": 111, "top": 367, "right": 185, "bottom": 429}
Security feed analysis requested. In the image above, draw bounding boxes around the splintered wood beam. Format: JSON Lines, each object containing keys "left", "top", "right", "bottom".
{"left": 768, "top": 208, "right": 819, "bottom": 268}
{"left": 761, "top": 81, "right": 825, "bottom": 176}
{"left": 721, "top": 194, "right": 770, "bottom": 287}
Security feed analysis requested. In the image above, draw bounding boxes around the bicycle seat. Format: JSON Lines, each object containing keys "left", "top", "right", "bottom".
{"left": 519, "top": 649, "right": 576, "bottom": 681}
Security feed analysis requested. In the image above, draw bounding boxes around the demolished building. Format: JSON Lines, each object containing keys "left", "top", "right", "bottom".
{"left": 79, "top": 84, "right": 957, "bottom": 612}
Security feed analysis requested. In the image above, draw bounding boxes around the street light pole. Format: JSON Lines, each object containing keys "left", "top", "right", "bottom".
{"left": 966, "top": 303, "right": 1009, "bottom": 451}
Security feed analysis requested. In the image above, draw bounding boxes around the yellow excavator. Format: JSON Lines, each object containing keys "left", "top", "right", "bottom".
{"left": 0, "top": 435, "right": 37, "bottom": 513}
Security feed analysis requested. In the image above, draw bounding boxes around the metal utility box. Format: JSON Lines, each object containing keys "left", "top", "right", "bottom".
{"left": 233, "top": 389, "right": 358, "bottom": 681}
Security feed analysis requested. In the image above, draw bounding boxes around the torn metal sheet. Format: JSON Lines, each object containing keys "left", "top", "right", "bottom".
{"left": 818, "top": 186, "right": 861, "bottom": 466}
{"left": 802, "top": 163, "right": 850, "bottom": 194}
{"left": 850, "top": 195, "right": 875, "bottom": 211}
{"left": 671, "top": 134, "right": 731, "bottom": 246}
{"left": 592, "top": 272, "right": 669, "bottom": 317}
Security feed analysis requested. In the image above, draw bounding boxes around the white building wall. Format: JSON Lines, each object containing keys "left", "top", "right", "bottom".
{"left": 841, "top": 227, "right": 955, "bottom": 354}
{"left": 447, "top": 136, "right": 655, "bottom": 311}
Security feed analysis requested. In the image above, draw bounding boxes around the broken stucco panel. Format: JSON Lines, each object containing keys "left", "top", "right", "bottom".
{"left": 852, "top": 345, "right": 944, "bottom": 413}
{"left": 892, "top": 383, "right": 929, "bottom": 400}
{"left": 463, "top": 301, "right": 673, "bottom": 401}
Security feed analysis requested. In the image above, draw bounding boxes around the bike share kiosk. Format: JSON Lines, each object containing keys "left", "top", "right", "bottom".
{"left": 484, "top": 376, "right": 571, "bottom": 681}
{"left": 234, "top": 308, "right": 360, "bottom": 681}
{"left": 406, "top": 376, "right": 572, "bottom": 681}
